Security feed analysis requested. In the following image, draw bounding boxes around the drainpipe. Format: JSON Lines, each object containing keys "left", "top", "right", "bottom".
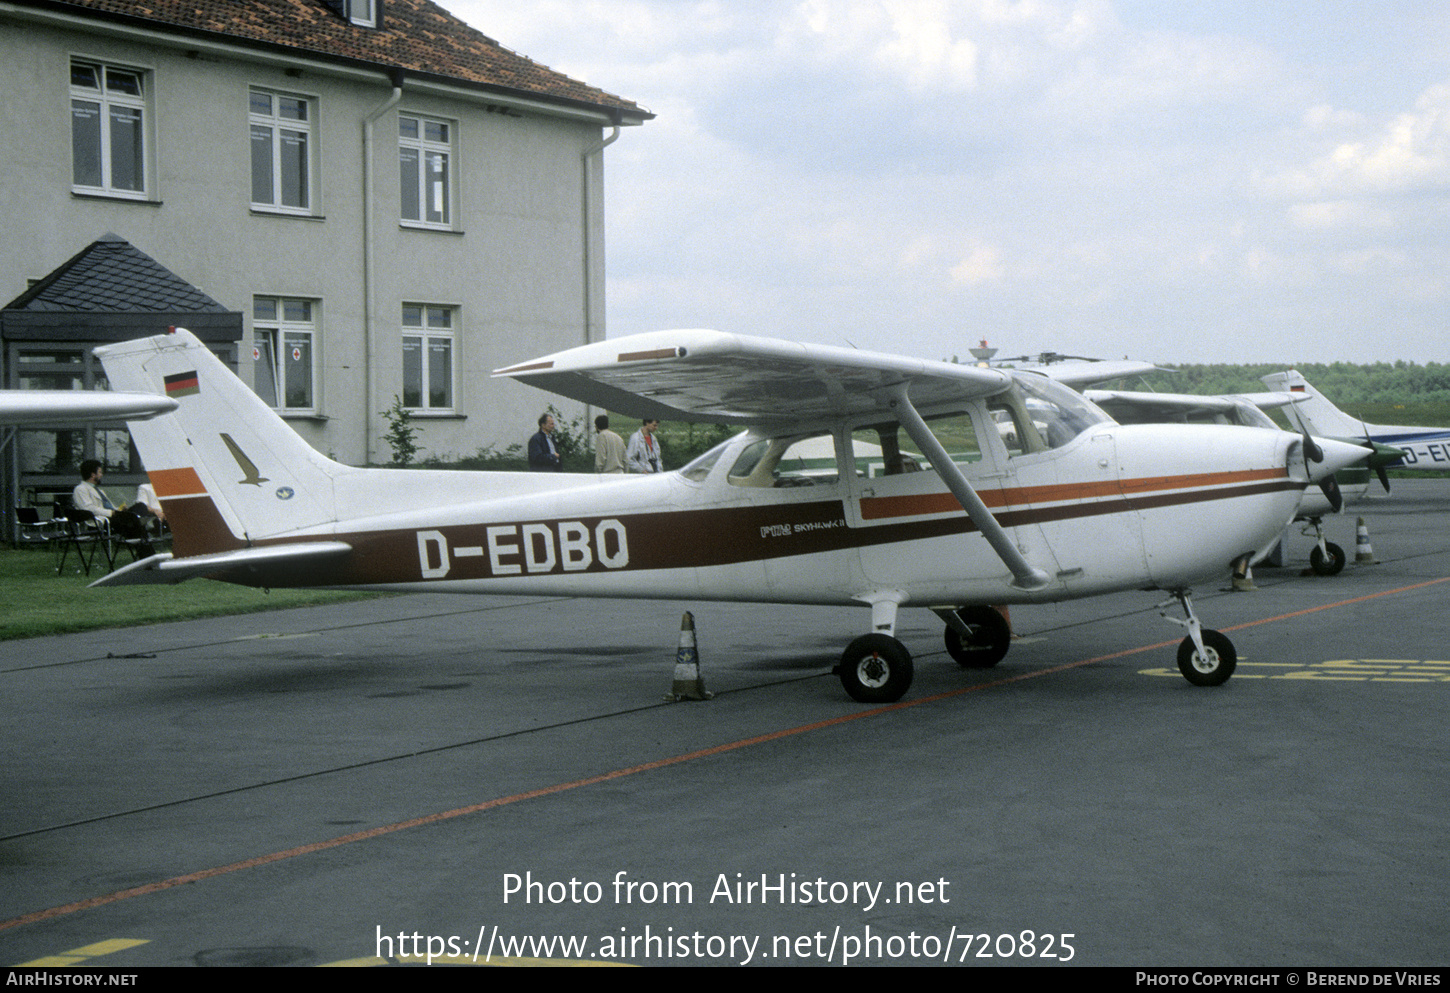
{"left": 581, "top": 114, "right": 621, "bottom": 350}
{"left": 580, "top": 112, "right": 621, "bottom": 434}
{"left": 362, "top": 71, "right": 404, "bottom": 465}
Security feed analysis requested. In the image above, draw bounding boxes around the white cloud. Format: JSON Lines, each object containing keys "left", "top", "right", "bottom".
{"left": 949, "top": 243, "right": 1006, "bottom": 285}
{"left": 444, "top": 0, "right": 1450, "bottom": 361}
{"left": 1267, "top": 82, "right": 1450, "bottom": 199}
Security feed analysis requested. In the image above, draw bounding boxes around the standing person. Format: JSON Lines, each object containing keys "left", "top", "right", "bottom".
{"left": 626, "top": 418, "right": 662, "bottom": 474}
{"left": 594, "top": 415, "right": 626, "bottom": 474}
{"left": 528, "top": 412, "right": 562, "bottom": 471}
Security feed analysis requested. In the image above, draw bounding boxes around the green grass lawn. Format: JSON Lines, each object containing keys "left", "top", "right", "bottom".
{"left": 0, "top": 547, "right": 381, "bottom": 641}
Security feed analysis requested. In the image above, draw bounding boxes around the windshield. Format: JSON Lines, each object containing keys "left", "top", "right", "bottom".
{"left": 1013, "top": 373, "right": 1113, "bottom": 449}
{"left": 678, "top": 436, "right": 734, "bottom": 482}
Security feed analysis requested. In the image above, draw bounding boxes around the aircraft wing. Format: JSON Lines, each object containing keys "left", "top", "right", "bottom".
{"left": 1025, "top": 359, "right": 1162, "bottom": 388}
{"left": 0, "top": 390, "right": 177, "bottom": 425}
{"left": 1083, "top": 389, "right": 1305, "bottom": 419}
{"left": 493, "top": 329, "right": 1013, "bottom": 426}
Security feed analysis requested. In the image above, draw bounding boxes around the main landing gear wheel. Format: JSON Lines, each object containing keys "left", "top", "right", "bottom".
{"left": 839, "top": 634, "right": 914, "bottom": 703}
{"left": 1177, "top": 629, "right": 1236, "bottom": 687}
{"left": 943, "top": 606, "right": 1011, "bottom": 668}
{"left": 1310, "top": 541, "right": 1346, "bottom": 576}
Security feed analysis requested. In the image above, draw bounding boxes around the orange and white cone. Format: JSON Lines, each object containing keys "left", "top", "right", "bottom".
{"left": 667, "top": 611, "right": 713, "bottom": 701}
{"left": 1354, "top": 517, "right": 1378, "bottom": 564}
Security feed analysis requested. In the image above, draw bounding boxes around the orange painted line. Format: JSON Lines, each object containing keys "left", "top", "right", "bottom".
{"left": 148, "top": 467, "right": 206, "bottom": 498}
{"left": 861, "top": 466, "right": 1287, "bottom": 520}
{"left": 1216, "top": 574, "right": 1450, "bottom": 632}
{"left": 5, "top": 570, "right": 1445, "bottom": 935}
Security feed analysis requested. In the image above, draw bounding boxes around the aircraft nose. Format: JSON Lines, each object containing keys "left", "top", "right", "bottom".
{"left": 1307, "top": 437, "right": 1373, "bottom": 482}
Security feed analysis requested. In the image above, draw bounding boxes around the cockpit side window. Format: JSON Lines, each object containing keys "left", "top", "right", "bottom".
{"left": 848, "top": 411, "right": 981, "bottom": 476}
{"left": 727, "top": 433, "right": 838, "bottom": 488}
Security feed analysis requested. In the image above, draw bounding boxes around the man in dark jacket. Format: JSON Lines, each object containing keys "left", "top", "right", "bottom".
{"left": 528, "top": 413, "right": 561, "bottom": 471}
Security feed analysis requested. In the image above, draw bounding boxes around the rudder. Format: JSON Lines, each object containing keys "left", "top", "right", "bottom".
{"left": 96, "top": 328, "right": 350, "bottom": 554}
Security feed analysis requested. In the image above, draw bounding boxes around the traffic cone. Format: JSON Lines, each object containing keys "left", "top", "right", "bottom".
{"left": 666, "top": 611, "right": 713, "bottom": 701}
{"left": 1354, "top": 517, "right": 1378, "bottom": 564}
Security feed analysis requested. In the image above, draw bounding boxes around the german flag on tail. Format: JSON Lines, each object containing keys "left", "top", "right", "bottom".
{"left": 164, "top": 370, "right": 200, "bottom": 398}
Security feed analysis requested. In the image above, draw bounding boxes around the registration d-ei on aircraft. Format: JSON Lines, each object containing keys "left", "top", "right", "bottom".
{"left": 1262, "top": 369, "right": 1450, "bottom": 485}
{"left": 92, "top": 328, "right": 1367, "bottom": 702}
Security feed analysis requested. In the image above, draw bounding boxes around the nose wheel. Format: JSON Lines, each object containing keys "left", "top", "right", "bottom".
{"left": 1176, "top": 628, "right": 1236, "bottom": 686}
{"left": 1159, "top": 589, "right": 1236, "bottom": 686}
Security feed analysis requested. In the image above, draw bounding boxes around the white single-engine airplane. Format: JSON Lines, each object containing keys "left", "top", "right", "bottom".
{"left": 1262, "top": 369, "right": 1450, "bottom": 486}
{"left": 92, "top": 329, "right": 1367, "bottom": 702}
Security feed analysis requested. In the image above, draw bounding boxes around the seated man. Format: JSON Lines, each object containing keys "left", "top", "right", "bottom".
{"left": 72, "top": 460, "right": 153, "bottom": 556}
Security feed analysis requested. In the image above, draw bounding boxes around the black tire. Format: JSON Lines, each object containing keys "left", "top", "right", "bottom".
{"left": 1310, "top": 541, "right": 1346, "bottom": 576}
{"left": 943, "top": 605, "right": 1011, "bottom": 668}
{"left": 1177, "top": 629, "right": 1236, "bottom": 686}
{"left": 839, "top": 634, "right": 914, "bottom": 703}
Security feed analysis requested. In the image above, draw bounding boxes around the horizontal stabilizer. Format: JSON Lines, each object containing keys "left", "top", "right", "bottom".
{"left": 0, "top": 390, "right": 176, "bottom": 425}
{"left": 90, "top": 542, "right": 353, "bottom": 587}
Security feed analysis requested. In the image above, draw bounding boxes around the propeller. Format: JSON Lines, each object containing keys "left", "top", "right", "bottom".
{"left": 1301, "top": 429, "right": 1324, "bottom": 465}
{"left": 1299, "top": 430, "right": 1342, "bottom": 512}
{"left": 1364, "top": 441, "right": 1407, "bottom": 494}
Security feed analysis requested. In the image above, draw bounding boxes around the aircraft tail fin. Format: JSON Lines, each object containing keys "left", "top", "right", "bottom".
{"left": 1259, "top": 369, "right": 1369, "bottom": 440}
{"left": 95, "top": 328, "right": 351, "bottom": 558}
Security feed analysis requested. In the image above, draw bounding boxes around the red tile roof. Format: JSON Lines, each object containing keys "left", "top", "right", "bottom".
{"left": 22, "top": 0, "right": 650, "bottom": 120}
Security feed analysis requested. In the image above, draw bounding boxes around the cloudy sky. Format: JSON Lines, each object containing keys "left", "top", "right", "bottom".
{"left": 450, "top": 1, "right": 1450, "bottom": 364}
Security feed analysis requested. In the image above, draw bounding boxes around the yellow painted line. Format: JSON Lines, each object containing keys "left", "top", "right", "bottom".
{"left": 16, "top": 938, "right": 148, "bottom": 966}
{"left": 1145, "top": 660, "right": 1450, "bottom": 681}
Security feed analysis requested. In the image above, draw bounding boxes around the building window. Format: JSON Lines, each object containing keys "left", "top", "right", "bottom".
{"left": 399, "top": 115, "right": 452, "bottom": 228}
{"left": 402, "top": 305, "right": 454, "bottom": 411}
{"left": 253, "top": 297, "right": 316, "bottom": 411}
{"left": 250, "top": 90, "right": 313, "bottom": 214}
{"left": 348, "top": 0, "right": 377, "bottom": 27}
{"left": 70, "top": 61, "right": 149, "bottom": 198}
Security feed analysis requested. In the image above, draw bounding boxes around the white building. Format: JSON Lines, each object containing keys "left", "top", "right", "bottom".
{"left": 1, "top": 0, "right": 650, "bottom": 525}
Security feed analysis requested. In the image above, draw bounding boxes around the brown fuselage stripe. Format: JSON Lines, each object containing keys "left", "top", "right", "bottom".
{"left": 183, "top": 475, "right": 1303, "bottom": 588}
{"left": 861, "top": 467, "right": 1287, "bottom": 520}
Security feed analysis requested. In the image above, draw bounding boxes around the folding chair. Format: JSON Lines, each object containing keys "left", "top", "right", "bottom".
{"left": 14, "top": 507, "right": 62, "bottom": 548}
{"left": 54, "top": 507, "right": 112, "bottom": 576}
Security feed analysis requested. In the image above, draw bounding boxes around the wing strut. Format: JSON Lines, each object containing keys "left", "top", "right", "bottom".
{"left": 889, "top": 386, "right": 1051, "bottom": 592}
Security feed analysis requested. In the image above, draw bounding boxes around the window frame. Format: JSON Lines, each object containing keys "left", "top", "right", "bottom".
{"left": 401, "top": 303, "right": 456, "bottom": 413}
{"left": 249, "top": 88, "right": 317, "bottom": 216}
{"left": 70, "top": 59, "right": 152, "bottom": 200}
{"left": 348, "top": 0, "right": 377, "bottom": 27}
{"left": 252, "top": 296, "right": 319, "bottom": 414}
{"left": 398, "top": 113, "right": 455, "bottom": 230}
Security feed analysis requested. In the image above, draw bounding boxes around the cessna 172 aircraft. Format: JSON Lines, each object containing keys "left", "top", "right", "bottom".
{"left": 1262, "top": 369, "right": 1450, "bottom": 486}
{"left": 91, "top": 328, "right": 1367, "bottom": 702}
